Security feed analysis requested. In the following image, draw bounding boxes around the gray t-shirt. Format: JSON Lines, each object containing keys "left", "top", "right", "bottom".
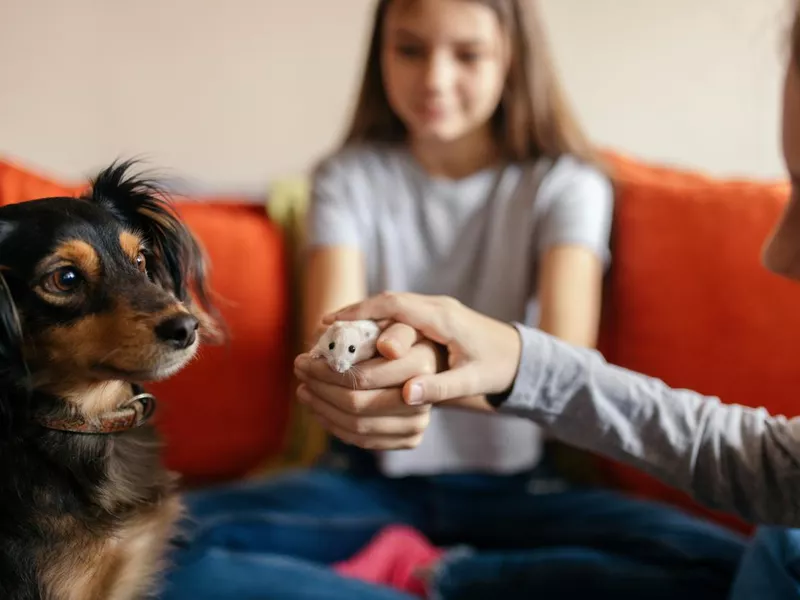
{"left": 307, "top": 142, "right": 614, "bottom": 477}
{"left": 503, "top": 323, "right": 800, "bottom": 526}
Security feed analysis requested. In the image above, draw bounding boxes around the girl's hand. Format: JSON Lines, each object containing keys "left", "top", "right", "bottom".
{"left": 293, "top": 328, "right": 444, "bottom": 450}
{"left": 323, "top": 292, "right": 523, "bottom": 406}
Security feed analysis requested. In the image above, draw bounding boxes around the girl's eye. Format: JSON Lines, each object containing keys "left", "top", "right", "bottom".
{"left": 396, "top": 44, "right": 425, "bottom": 59}
{"left": 457, "top": 51, "right": 480, "bottom": 63}
{"left": 348, "top": 345, "right": 356, "bottom": 353}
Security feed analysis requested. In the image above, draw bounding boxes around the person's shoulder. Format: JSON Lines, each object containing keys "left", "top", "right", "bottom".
{"left": 520, "top": 153, "right": 613, "bottom": 212}
{"left": 524, "top": 154, "right": 615, "bottom": 259}
{"left": 312, "top": 141, "right": 406, "bottom": 185}
{"left": 536, "top": 154, "right": 612, "bottom": 195}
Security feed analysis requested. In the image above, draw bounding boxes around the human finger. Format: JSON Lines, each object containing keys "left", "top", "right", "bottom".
{"left": 322, "top": 292, "right": 448, "bottom": 342}
{"left": 294, "top": 342, "right": 439, "bottom": 391}
{"left": 376, "top": 322, "right": 421, "bottom": 359}
{"left": 403, "top": 365, "right": 484, "bottom": 405}
{"left": 296, "top": 374, "right": 427, "bottom": 416}
{"left": 296, "top": 384, "right": 430, "bottom": 437}
{"left": 311, "top": 413, "right": 425, "bottom": 452}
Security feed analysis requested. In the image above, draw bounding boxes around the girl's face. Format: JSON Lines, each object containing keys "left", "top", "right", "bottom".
{"left": 381, "top": 0, "right": 510, "bottom": 146}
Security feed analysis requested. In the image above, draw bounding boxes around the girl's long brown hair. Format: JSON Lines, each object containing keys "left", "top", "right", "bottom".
{"left": 341, "top": 0, "right": 598, "bottom": 166}
{"left": 792, "top": 3, "right": 800, "bottom": 67}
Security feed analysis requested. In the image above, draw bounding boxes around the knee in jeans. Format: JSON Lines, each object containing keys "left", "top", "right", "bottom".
{"left": 752, "top": 527, "right": 797, "bottom": 552}
{"left": 751, "top": 526, "right": 800, "bottom": 572}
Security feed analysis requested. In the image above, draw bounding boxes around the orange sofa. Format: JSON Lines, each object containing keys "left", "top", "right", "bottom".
{"left": 1, "top": 152, "right": 798, "bottom": 536}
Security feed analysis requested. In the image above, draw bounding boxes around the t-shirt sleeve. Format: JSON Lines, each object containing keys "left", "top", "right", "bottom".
{"left": 305, "top": 154, "right": 363, "bottom": 249}
{"left": 536, "top": 161, "right": 614, "bottom": 267}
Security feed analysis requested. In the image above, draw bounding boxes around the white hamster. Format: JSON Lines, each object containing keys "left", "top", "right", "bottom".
{"left": 310, "top": 320, "right": 382, "bottom": 373}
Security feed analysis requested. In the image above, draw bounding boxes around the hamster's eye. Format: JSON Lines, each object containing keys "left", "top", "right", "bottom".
{"left": 348, "top": 345, "right": 356, "bottom": 353}
{"left": 329, "top": 342, "right": 335, "bottom": 350}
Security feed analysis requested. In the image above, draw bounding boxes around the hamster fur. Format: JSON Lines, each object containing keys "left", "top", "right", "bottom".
{"left": 311, "top": 320, "right": 382, "bottom": 373}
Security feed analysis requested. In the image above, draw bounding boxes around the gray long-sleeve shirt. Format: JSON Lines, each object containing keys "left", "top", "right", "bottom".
{"left": 497, "top": 323, "right": 800, "bottom": 527}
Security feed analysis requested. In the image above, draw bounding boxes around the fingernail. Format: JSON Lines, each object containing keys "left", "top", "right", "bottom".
{"left": 407, "top": 383, "right": 423, "bottom": 405}
{"left": 295, "top": 355, "right": 310, "bottom": 371}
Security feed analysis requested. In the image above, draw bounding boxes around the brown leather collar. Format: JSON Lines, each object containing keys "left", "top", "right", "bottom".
{"left": 37, "top": 390, "right": 157, "bottom": 435}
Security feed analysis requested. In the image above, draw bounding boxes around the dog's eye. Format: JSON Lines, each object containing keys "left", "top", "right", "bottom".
{"left": 44, "top": 267, "right": 82, "bottom": 294}
{"left": 135, "top": 252, "right": 147, "bottom": 273}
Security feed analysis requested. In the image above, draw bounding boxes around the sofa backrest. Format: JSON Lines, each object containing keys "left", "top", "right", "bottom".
{"left": 5, "top": 153, "right": 800, "bottom": 532}
{"left": 595, "top": 152, "right": 799, "bottom": 532}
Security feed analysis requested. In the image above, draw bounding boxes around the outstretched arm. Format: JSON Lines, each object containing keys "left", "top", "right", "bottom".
{"left": 323, "top": 292, "right": 800, "bottom": 527}
{"left": 499, "top": 324, "right": 800, "bottom": 527}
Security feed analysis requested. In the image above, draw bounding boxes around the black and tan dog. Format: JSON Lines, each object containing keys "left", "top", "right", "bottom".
{"left": 0, "top": 161, "right": 220, "bottom": 599}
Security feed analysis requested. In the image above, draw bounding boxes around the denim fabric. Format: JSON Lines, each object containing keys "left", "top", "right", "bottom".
{"left": 159, "top": 444, "right": 746, "bottom": 599}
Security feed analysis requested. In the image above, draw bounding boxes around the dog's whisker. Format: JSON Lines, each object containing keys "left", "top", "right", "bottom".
{"left": 97, "top": 347, "right": 122, "bottom": 365}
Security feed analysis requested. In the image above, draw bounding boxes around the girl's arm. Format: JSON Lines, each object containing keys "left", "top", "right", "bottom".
{"left": 534, "top": 159, "right": 613, "bottom": 348}
{"left": 303, "top": 247, "right": 366, "bottom": 348}
{"left": 536, "top": 244, "right": 604, "bottom": 348}
{"left": 302, "top": 154, "right": 368, "bottom": 347}
{"left": 441, "top": 162, "right": 612, "bottom": 411}
{"left": 323, "top": 292, "right": 800, "bottom": 526}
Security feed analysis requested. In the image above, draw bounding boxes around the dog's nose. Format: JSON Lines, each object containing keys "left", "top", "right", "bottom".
{"left": 155, "top": 314, "right": 199, "bottom": 349}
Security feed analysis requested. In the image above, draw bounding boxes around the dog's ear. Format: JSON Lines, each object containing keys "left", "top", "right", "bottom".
{"left": 0, "top": 220, "right": 23, "bottom": 372}
{"left": 84, "top": 160, "right": 223, "bottom": 342}
{"left": 0, "top": 270, "right": 23, "bottom": 371}
{"left": 0, "top": 220, "right": 27, "bottom": 431}
{"left": 0, "top": 267, "right": 26, "bottom": 430}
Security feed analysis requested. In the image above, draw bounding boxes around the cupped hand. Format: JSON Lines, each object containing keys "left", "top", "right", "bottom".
{"left": 294, "top": 322, "right": 445, "bottom": 450}
{"left": 322, "top": 292, "right": 523, "bottom": 406}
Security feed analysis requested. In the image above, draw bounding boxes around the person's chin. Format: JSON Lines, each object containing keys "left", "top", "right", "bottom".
{"left": 409, "top": 121, "right": 467, "bottom": 145}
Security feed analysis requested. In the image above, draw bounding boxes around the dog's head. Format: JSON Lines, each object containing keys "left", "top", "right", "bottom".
{"left": 0, "top": 161, "right": 220, "bottom": 397}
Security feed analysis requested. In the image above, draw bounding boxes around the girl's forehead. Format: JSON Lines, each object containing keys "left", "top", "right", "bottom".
{"left": 385, "top": 0, "right": 502, "bottom": 41}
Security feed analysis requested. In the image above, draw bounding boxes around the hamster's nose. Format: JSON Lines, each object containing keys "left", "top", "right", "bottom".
{"left": 335, "top": 361, "right": 349, "bottom": 373}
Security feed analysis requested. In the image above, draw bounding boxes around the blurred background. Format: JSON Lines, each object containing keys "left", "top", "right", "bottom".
{"left": 0, "top": 0, "right": 791, "bottom": 196}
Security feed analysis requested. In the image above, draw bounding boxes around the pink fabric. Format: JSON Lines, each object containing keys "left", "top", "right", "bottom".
{"left": 334, "top": 525, "right": 444, "bottom": 597}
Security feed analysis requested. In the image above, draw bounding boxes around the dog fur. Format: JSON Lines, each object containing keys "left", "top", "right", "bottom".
{"left": 0, "top": 161, "right": 220, "bottom": 599}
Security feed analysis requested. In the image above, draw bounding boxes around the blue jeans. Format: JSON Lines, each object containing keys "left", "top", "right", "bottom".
{"left": 728, "top": 527, "right": 800, "bottom": 598}
{"left": 159, "top": 445, "right": 747, "bottom": 599}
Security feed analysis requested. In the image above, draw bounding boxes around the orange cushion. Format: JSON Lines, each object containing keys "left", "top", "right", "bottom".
{"left": 0, "top": 159, "right": 85, "bottom": 200}
{"left": 148, "top": 202, "right": 291, "bottom": 485}
{"left": 0, "top": 158, "right": 292, "bottom": 485}
{"left": 596, "top": 152, "right": 800, "bottom": 532}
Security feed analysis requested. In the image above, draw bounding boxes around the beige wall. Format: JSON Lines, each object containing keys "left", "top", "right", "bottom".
{"left": 0, "top": 0, "right": 792, "bottom": 196}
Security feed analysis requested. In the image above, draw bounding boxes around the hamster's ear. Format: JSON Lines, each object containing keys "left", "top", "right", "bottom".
{"left": 359, "top": 320, "right": 382, "bottom": 339}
